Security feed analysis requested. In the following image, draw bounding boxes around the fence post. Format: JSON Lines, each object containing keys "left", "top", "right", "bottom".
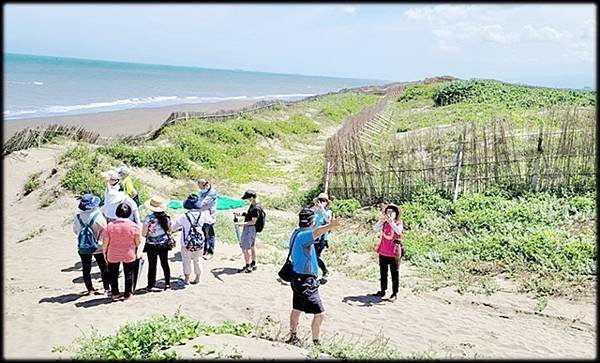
{"left": 324, "top": 161, "right": 331, "bottom": 194}
{"left": 452, "top": 132, "right": 464, "bottom": 202}
{"left": 530, "top": 124, "right": 544, "bottom": 191}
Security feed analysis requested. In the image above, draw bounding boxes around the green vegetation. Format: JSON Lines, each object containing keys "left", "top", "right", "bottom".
{"left": 388, "top": 187, "right": 594, "bottom": 297}
{"left": 60, "top": 145, "right": 111, "bottom": 197}
{"left": 433, "top": 79, "right": 596, "bottom": 108}
{"left": 392, "top": 80, "right": 596, "bottom": 131}
{"left": 97, "top": 144, "right": 196, "bottom": 179}
{"left": 330, "top": 198, "right": 361, "bottom": 218}
{"left": 23, "top": 171, "right": 43, "bottom": 195}
{"left": 308, "top": 334, "right": 435, "bottom": 360}
{"left": 59, "top": 312, "right": 256, "bottom": 360}
{"left": 91, "top": 93, "right": 379, "bottom": 187}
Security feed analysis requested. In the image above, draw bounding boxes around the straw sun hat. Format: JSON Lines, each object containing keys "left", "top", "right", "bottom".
{"left": 144, "top": 196, "right": 167, "bottom": 212}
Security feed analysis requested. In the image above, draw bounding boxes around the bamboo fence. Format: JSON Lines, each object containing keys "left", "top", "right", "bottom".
{"left": 2, "top": 124, "right": 102, "bottom": 156}
{"left": 325, "top": 100, "right": 596, "bottom": 204}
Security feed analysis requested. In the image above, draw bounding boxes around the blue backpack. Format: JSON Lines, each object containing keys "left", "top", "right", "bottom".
{"left": 77, "top": 212, "right": 99, "bottom": 254}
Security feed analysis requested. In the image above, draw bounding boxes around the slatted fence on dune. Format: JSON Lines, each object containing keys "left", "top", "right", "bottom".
{"left": 325, "top": 88, "right": 596, "bottom": 204}
{"left": 2, "top": 125, "right": 102, "bottom": 156}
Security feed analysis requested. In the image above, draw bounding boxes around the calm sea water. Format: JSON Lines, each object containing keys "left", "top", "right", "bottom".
{"left": 3, "top": 53, "right": 389, "bottom": 120}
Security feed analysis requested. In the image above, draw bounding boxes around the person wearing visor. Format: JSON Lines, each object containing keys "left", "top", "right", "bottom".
{"left": 371, "top": 204, "right": 404, "bottom": 302}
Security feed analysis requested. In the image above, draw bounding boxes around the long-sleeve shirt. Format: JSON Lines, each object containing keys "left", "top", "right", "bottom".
{"left": 197, "top": 186, "right": 218, "bottom": 222}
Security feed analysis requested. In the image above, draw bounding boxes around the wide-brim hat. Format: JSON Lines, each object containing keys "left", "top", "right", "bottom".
{"left": 78, "top": 194, "right": 101, "bottom": 211}
{"left": 183, "top": 194, "right": 201, "bottom": 210}
{"left": 105, "top": 189, "right": 127, "bottom": 205}
{"left": 144, "top": 196, "right": 166, "bottom": 212}
{"left": 314, "top": 192, "right": 330, "bottom": 204}
{"left": 101, "top": 169, "right": 119, "bottom": 181}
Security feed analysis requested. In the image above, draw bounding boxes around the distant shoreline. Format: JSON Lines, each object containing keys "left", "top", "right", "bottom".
{"left": 2, "top": 99, "right": 259, "bottom": 141}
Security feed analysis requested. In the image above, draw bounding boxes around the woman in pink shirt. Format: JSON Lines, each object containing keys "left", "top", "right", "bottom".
{"left": 101, "top": 203, "right": 140, "bottom": 302}
{"left": 370, "top": 204, "right": 403, "bottom": 302}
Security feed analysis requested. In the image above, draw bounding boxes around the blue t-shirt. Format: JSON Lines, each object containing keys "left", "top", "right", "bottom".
{"left": 314, "top": 208, "right": 331, "bottom": 241}
{"left": 289, "top": 228, "right": 318, "bottom": 276}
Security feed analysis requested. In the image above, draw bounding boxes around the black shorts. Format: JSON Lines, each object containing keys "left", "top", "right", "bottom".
{"left": 291, "top": 275, "right": 324, "bottom": 314}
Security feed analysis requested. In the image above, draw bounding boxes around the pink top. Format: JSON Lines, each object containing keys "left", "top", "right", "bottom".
{"left": 376, "top": 221, "right": 403, "bottom": 258}
{"left": 101, "top": 219, "right": 139, "bottom": 263}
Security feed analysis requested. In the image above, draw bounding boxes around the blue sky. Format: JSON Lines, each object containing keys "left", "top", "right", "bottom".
{"left": 4, "top": 4, "right": 596, "bottom": 88}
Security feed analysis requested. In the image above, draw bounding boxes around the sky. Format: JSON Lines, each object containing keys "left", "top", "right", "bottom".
{"left": 3, "top": 3, "right": 597, "bottom": 89}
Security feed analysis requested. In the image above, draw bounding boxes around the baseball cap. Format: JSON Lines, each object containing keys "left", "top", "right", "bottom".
{"left": 241, "top": 190, "right": 257, "bottom": 200}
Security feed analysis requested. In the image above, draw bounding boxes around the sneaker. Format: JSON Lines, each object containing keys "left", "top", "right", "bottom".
{"left": 313, "top": 339, "right": 321, "bottom": 346}
{"left": 285, "top": 335, "right": 301, "bottom": 346}
{"left": 387, "top": 294, "right": 398, "bottom": 302}
{"left": 86, "top": 290, "right": 100, "bottom": 296}
{"left": 238, "top": 266, "right": 250, "bottom": 273}
{"left": 323, "top": 270, "right": 331, "bottom": 279}
{"left": 251, "top": 264, "right": 257, "bottom": 271}
{"left": 111, "top": 294, "right": 123, "bottom": 302}
{"left": 164, "top": 285, "right": 171, "bottom": 291}
{"left": 370, "top": 290, "right": 386, "bottom": 297}
{"left": 191, "top": 275, "right": 200, "bottom": 284}
{"left": 203, "top": 253, "right": 214, "bottom": 261}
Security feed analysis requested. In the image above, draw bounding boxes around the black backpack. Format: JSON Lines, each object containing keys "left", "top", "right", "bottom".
{"left": 255, "top": 205, "right": 266, "bottom": 233}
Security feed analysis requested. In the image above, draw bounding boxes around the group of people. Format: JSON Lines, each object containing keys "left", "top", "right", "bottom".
{"left": 72, "top": 165, "right": 405, "bottom": 345}
{"left": 73, "top": 171, "right": 221, "bottom": 301}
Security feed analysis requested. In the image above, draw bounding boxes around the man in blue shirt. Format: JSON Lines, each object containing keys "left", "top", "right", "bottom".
{"left": 286, "top": 208, "right": 339, "bottom": 347}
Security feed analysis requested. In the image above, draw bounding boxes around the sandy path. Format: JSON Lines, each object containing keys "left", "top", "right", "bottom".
{"left": 3, "top": 146, "right": 596, "bottom": 359}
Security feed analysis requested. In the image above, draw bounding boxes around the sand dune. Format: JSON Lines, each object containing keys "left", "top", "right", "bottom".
{"left": 3, "top": 145, "right": 596, "bottom": 359}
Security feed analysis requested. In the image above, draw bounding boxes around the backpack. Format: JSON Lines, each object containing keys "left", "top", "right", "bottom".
{"left": 77, "top": 212, "right": 100, "bottom": 254}
{"left": 184, "top": 212, "right": 205, "bottom": 252}
{"left": 255, "top": 205, "right": 266, "bottom": 233}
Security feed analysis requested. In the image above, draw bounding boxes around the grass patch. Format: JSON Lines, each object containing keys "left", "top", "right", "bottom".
{"left": 59, "top": 312, "right": 257, "bottom": 360}
{"left": 308, "top": 333, "right": 436, "bottom": 360}
{"left": 60, "top": 145, "right": 112, "bottom": 197}
{"left": 17, "top": 225, "right": 47, "bottom": 243}
{"left": 23, "top": 171, "right": 43, "bottom": 195}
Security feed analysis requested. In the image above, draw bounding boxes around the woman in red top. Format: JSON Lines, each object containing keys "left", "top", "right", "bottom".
{"left": 101, "top": 203, "right": 141, "bottom": 302}
{"left": 370, "top": 204, "right": 403, "bottom": 302}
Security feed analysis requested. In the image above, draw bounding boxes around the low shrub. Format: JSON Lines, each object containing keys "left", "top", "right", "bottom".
{"left": 330, "top": 198, "right": 361, "bottom": 218}
{"left": 66, "top": 313, "right": 256, "bottom": 360}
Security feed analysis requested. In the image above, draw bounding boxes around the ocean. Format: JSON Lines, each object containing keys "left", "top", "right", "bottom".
{"left": 3, "top": 53, "right": 389, "bottom": 120}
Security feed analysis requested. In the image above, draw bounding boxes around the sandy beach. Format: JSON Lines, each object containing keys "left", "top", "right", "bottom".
{"left": 2, "top": 144, "right": 596, "bottom": 359}
{"left": 3, "top": 99, "right": 258, "bottom": 141}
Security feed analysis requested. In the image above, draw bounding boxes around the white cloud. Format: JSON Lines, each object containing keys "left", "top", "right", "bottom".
{"left": 405, "top": 5, "right": 471, "bottom": 22}
{"left": 404, "top": 4, "right": 595, "bottom": 62}
{"left": 524, "top": 24, "right": 569, "bottom": 42}
{"left": 342, "top": 6, "right": 356, "bottom": 14}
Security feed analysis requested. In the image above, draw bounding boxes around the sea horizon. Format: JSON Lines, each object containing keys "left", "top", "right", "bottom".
{"left": 3, "top": 52, "right": 392, "bottom": 120}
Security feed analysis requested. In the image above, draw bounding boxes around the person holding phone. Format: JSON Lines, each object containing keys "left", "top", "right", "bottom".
{"left": 370, "top": 204, "right": 403, "bottom": 302}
